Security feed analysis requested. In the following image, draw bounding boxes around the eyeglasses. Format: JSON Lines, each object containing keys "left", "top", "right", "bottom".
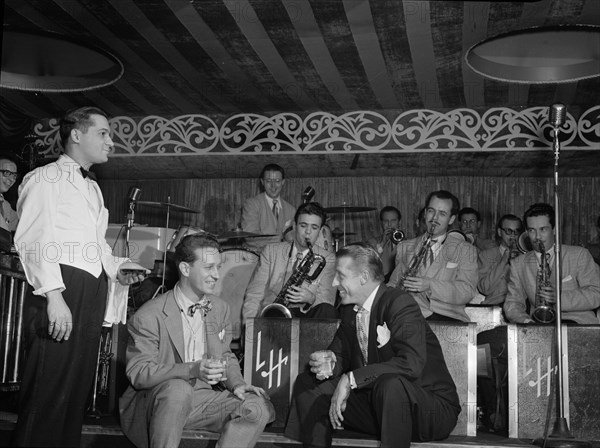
{"left": 500, "top": 228, "right": 521, "bottom": 236}
{"left": 0, "top": 170, "right": 18, "bottom": 180}
{"left": 461, "top": 219, "right": 477, "bottom": 225}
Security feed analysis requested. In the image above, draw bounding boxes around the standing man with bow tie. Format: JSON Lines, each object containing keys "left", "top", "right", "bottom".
{"left": 13, "top": 106, "right": 145, "bottom": 447}
{"left": 284, "top": 243, "right": 460, "bottom": 448}
{"left": 120, "top": 234, "right": 274, "bottom": 448}
{"left": 387, "top": 190, "right": 478, "bottom": 322}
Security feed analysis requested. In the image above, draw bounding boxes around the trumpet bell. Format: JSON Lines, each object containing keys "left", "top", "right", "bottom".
{"left": 517, "top": 231, "right": 533, "bottom": 254}
{"left": 447, "top": 229, "right": 468, "bottom": 242}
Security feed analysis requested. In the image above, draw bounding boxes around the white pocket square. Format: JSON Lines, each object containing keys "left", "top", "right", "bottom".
{"left": 446, "top": 262, "right": 458, "bottom": 268}
{"left": 562, "top": 275, "right": 573, "bottom": 283}
{"left": 218, "top": 329, "right": 226, "bottom": 342}
{"left": 377, "top": 322, "right": 391, "bottom": 348}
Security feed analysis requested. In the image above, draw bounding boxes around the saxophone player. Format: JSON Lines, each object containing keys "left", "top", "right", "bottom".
{"left": 242, "top": 202, "right": 338, "bottom": 322}
{"left": 503, "top": 203, "right": 600, "bottom": 324}
{"left": 387, "top": 190, "right": 478, "bottom": 322}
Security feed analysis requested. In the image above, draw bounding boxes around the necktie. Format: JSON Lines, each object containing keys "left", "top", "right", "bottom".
{"left": 272, "top": 199, "right": 279, "bottom": 220}
{"left": 80, "top": 167, "right": 97, "bottom": 181}
{"left": 422, "top": 239, "right": 436, "bottom": 271}
{"left": 292, "top": 252, "right": 303, "bottom": 272}
{"left": 354, "top": 306, "right": 369, "bottom": 365}
{"left": 188, "top": 298, "right": 212, "bottom": 317}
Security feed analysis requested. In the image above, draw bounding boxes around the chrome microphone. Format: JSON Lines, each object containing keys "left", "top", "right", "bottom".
{"left": 127, "top": 186, "right": 141, "bottom": 230}
{"left": 549, "top": 103, "right": 566, "bottom": 129}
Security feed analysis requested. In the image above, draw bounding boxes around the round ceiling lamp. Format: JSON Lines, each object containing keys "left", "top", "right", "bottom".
{"left": 465, "top": 25, "right": 600, "bottom": 83}
{"left": 1, "top": 28, "right": 124, "bottom": 92}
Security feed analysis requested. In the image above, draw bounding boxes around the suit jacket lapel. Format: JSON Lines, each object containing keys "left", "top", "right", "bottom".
{"left": 367, "top": 285, "right": 387, "bottom": 363}
{"left": 162, "top": 291, "right": 186, "bottom": 363}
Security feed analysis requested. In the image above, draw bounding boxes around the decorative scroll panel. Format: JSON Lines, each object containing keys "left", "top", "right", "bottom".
{"left": 30, "top": 106, "right": 599, "bottom": 156}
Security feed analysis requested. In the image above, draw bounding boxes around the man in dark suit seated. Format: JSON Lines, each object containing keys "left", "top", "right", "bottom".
{"left": 284, "top": 243, "right": 460, "bottom": 448}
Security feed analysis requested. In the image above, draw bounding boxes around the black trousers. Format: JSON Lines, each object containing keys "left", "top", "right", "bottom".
{"left": 285, "top": 372, "right": 459, "bottom": 448}
{"left": 14, "top": 265, "right": 108, "bottom": 447}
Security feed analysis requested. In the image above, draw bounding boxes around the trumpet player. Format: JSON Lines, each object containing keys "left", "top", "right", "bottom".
{"left": 388, "top": 191, "right": 478, "bottom": 322}
{"left": 477, "top": 214, "right": 523, "bottom": 305}
{"left": 366, "top": 206, "right": 402, "bottom": 282}
{"left": 504, "top": 203, "right": 600, "bottom": 324}
{"left": 243, "top": 202, "right": 338, "bottom": 322}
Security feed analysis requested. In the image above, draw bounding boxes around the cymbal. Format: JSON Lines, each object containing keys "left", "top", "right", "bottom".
{"left": 137, "top": 201, "right": 199, "bottom": 213}
{"left": 325, "top": 205, "right": 376, "bottom": 213}
{"left": 217, "top": 229, "right": 275, "bottom": 240}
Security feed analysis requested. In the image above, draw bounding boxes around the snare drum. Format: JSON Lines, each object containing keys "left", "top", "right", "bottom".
{"left": 213, "top": 249, "right": 259, "bottom": 340}
{"left": 167, "top": 225, "right": 206, "bottom": 252}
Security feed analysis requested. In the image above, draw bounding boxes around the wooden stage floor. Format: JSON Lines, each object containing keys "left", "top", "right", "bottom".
{"left": 2, "top": 410, "right": 598, "bottom": 448}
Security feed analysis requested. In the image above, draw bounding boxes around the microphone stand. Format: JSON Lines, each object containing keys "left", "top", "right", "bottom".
{"left": 533, "top": 108, "right": 590, "bottom": 448}
{"left": 125, "top": 199, "right": 136, "bottom": 259}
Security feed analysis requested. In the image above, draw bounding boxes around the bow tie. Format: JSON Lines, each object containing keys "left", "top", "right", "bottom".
{"left": 188, "top": 297, "right": 212, "bottom": 317}
{"left": 80, "top": 167, "right": 97, "bottom": 181}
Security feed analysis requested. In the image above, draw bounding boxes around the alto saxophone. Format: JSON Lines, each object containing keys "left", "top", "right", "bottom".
{"left": 259, "top": 240, "right": 327, "bottom": 318}
{"left": 532, "top": 240, "right": 556, "bottom": 323}
{"left": 398, "top": 224, "right": 436, "bottom": 289}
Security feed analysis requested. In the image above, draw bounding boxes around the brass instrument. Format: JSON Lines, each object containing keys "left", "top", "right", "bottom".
{"left": 532, "top": 240, "right": 556, "bottom": 323}
{"left": 259, "top": 241, "right": 327, "bottom": 318}
{"left": 398, "top": 224, "right": 436, "bottom": 289}
{"left": 390, "top": 229, "right": 406, "bottom": 244}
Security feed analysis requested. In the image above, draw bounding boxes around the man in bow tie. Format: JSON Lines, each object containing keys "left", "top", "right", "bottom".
{"left": 284, "top": 243, "right": 460, "bottom": 448}
{"left": 120, "top": 234, "right": 274, "bottom": 448}
{"left": 14, "top": 106, "right": 146, "bottom": 447}
{"left": 387, "top": 190, "right": 478, "bottom": 322}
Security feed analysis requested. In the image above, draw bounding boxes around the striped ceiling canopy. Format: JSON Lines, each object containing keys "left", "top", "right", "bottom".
{"left": 1, "top": 0, "right": 599, "bottom": 180}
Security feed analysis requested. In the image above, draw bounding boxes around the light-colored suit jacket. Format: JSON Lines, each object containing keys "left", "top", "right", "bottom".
{"left": 242, "top": 241, "right": 336, "bottom": 322}
{"left": 241, "top": 192, "right": 295, "bottom": 250}
{"left": 478, "top": 245, "right": 510, "bottom": 305}
{"left": 119, "top": 289, "right": 245, "bottom": 447}
{"left": 14, "top": 154, "right": 128, "bottom": 322}
{"left": 387, "top": 232, "right": 478, "bottom": 321}
{"left": 503, "top": 245, "right": 600, "bottom": 324}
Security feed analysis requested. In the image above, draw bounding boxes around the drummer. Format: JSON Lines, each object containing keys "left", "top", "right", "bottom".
{"left": 241, "top": 164, "right": 295, "bottom": 252}
{"left": 0, "top": 155, "right": 20, "bottom": 234}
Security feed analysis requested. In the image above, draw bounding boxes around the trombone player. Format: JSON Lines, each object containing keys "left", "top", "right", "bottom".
{"left": 477, "top": 214, "right": 523, "bottom": 305}
{"left": 503, "top": 203, "right": 600, "bottom": 324}
{"left": 366, "top": 206, "right": 403, "bottom": 282}
{"left": 242, "top": 202, "right": 338, "bottom": 322}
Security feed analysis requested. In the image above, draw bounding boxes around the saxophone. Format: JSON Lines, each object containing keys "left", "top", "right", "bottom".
{"left": 398, "top": 224, "right": 436, "bottom": 289}
{"left": 532, "top": 240, "right": 556, "bottom": 323}
{"left": 259, "top": 240, "right": 327, "bottom": 318}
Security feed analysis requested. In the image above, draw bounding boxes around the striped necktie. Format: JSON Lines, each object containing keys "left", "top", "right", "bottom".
{"left": 272, "top": 199, "right": 279, "bottom": 220}
{"left": 354, "top": 305, "right": 369, "bottom": 365}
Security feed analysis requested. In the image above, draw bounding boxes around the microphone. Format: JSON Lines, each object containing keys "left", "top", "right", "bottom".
{"left": 302, "top": 186, "right": 315, "bottom": 204}
{"left": 127, "top": 187, "right": 141, "bottom": 230}
{"left": 549, "top": 103, "right": 566, "bottom": 129}
{"left": 127, "top": 186, "right": 142, "bottom": 203}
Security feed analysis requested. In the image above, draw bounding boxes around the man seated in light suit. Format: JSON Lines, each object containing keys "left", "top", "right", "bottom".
{"left": 504, "top": 202, "right": 600, "bottom": 324}
{"left": 120, "top": 234, "right": 275, "bottom": 448}
{"left": 388, "top": 190, "right": 478, "bottom": 322}
{"left": 241, "top": 163, "right": 296, "bottom": 252}
{"left": 477, "top": 214, "right": 523, "bottom": 305}
{"left": 243, "top": 202, "right": 338, "bottom": 321}
{"left": 284, "top": 243, "right": 460, "bottom": 448}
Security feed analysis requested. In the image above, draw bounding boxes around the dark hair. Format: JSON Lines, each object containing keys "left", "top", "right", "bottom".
{"left": 59, "top": 106, "right": 108, "bottom": 148}
{"left": 294, "top": 202, "right": 326, "bottom": 226}
{"left": 0, "top": 154, "right": 19, "bottom": 166}
{"left": 260, "top": 163, "right": 285, "bottom": 180}
{"left": 380, "top": 206, "right": 401, "bottom": 222}
{"left": 174, "top": 234, "right": 221, "bottom": 267}
{"left": 336, "top": 242, "right": 384, "bottom": 282}
{"left": 458, "top": 207, "right": 481, "bottom": 222}
{"left": 524, "top": 203, "right": 555, "bottom": 228}
{"left": 425, "top": 190, "right": 460, "bottom": 217}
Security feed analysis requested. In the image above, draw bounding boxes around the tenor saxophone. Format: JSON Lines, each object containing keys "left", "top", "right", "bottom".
{"left": 398, "top": 224, "right": 436, "bottom": 289}
{"left": 532, "top": 240, "right": 556, "bottom": 323}
{"left": 259, "top": 240, "right": 327, "bottom": 318}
